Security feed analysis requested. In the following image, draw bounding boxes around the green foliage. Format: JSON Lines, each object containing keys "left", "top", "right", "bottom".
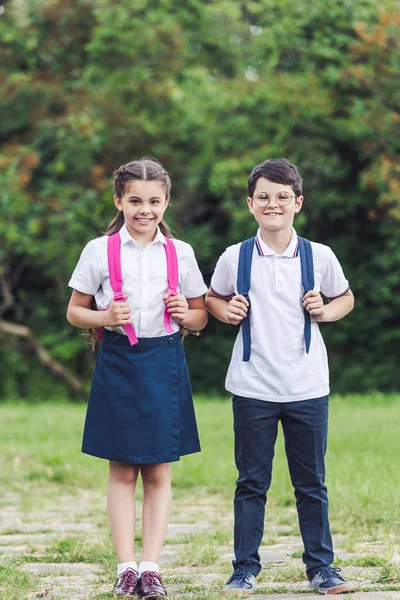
{"left": 1, "top": 0, "right": 400, "bottom": 397}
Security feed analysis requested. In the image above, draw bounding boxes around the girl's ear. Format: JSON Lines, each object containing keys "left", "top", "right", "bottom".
{"left": 114, "top": 195, "right": 123, "bottom": 211}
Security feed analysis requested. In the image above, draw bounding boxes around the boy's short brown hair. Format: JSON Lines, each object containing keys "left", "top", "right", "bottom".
{"left": 248, "top": 159, "right": 303, "bottom": 197}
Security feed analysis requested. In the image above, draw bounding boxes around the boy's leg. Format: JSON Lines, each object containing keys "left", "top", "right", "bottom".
{"left": 232, "top": 395, "right": 280, "bottom": 577}
{"left": 281, "top": 396, "right": 334, "bottom": 580}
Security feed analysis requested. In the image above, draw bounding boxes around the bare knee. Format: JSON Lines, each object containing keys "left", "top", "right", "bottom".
{"left": 140, "top": 463, "right": 171, "bottom": 488}
{"left": 109, "top": 461, "right": 140, "bottom": 486}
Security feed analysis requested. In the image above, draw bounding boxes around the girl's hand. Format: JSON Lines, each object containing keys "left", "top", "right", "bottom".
{"left": 164, "top": 294, "right": 189, "bottom": 324}
{"left": 226, "top": 294, "right": 249, "bottom": 325}
{"left": 104, "top": 295, "right": 131, "bottom": 327}
{"left": 303, "top": 290, "right": 325, "bottom": 321}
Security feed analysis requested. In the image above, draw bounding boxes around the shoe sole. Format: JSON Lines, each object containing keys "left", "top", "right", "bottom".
{"left": 310, "top": 583, "right": 356, "bottom": 595}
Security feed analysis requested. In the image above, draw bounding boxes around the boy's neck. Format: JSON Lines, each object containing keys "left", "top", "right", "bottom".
{"left": 259, "top": 227, "right": 294, "bottom": 255}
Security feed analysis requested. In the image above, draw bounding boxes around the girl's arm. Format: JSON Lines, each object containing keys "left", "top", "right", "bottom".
{"left": 164, "top": 295, "right": 208, "bottom": 331}
{"left": 66, "top": 290, "right": 131, "bottom": 329}
{"left": 205, "top": 290, "right": 249, "bottom": 325}
{"left": 303, "top": 289, "right": 354, "bottom": 322}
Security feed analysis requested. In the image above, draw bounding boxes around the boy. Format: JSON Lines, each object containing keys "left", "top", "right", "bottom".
{"left": 206, "top": 159, "right": 355, "bottom": 595}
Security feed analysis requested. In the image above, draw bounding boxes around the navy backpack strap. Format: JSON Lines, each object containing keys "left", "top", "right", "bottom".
{"left": 297, "top": 237, "right": 315, "bottom": 354}
{"left": 237, "top": 237, "right": 255, "bottom": 362}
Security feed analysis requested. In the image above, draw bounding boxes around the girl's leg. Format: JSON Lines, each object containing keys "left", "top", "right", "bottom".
{"left": 140, "top": 463, "right": 172, "bottom": 562}
{"left": 108, "top": 461, "right": 140, "bottom": 562}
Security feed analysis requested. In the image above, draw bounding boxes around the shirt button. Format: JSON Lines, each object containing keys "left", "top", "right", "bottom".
{"left": 142, "top": 307, "right": 147, "bottom": 312}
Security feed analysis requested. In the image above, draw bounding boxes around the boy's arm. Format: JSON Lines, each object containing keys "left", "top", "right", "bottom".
{"left": 205, "top": 290, "right": 249, "bottom": 325}
{"left": 303, "top": 290, "right": 354, "bottom": 323}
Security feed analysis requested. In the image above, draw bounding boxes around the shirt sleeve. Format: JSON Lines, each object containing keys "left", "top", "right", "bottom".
{"left": 320, "top": 247, "right": 350, "bottom": 300}
{"left": 209, "top": 248, "right": 236, "bottom": 298}
{"left": 179, "top": 245, "right": 208, "bottom": 299}
{"left": 68, "top": 240, "right": 102, "bottom": 296}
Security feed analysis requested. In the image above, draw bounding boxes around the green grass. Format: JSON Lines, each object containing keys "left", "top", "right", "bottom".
{"left": 0, "top": 393, "right": 399, "bottom": 599}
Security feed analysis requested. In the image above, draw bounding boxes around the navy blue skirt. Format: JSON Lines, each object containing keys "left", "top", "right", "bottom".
{"left": 82, "top": 329, "right": 201, "bottom": 464}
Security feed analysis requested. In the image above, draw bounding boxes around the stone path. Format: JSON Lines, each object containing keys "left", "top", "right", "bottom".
{"left": 0, "top": 489, "right": 399, "bottom": 599}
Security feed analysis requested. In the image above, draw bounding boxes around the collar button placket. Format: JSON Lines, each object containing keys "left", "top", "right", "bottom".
{"left": 140, "top": 247, "right": 149, "bottom": 336}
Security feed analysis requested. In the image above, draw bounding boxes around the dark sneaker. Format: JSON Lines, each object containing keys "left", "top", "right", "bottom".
{"left": 309, "top": 567, "right": 355, "bottom": 595}
{"left": 113, "top": 567, "right": 139, "bottom": 596}
{"left": 222, "top": 565, "right": 256, "bottom": 595}
{"left": 138, "top": 571, "right": 167, "bottom": 598}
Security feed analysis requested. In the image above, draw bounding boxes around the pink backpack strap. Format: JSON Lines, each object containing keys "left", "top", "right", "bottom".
{"left": 163, "top": 237, "right": 179, "bottom": 334}
{"left": 105, "top": 232, "right": 138, "bottom": 346}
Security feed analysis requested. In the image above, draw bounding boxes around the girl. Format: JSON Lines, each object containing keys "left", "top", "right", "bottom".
{"left": 67, "top": 158, "right": 208, "bottom": 597}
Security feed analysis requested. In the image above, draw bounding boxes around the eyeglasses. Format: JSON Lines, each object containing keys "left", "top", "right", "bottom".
{"left": 252, "top": 191, "right": 295, "bottom": 208}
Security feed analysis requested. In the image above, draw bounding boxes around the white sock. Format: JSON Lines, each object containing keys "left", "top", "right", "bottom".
{"left": 139, "top": 561, "right": 159, "bottom": 576}
{"left": 117, "top": 561, "right": 138, "bottom": 576}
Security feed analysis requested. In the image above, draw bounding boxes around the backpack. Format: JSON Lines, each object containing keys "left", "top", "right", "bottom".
{"left": 237, "top": 236, "right": 314, "bottom": 361}
{"left": 98, "top": 231, "right": 179, "bottom": 345}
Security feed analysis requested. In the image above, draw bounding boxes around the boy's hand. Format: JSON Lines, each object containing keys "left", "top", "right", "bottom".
{"left": 226, "top": 294, "right": 249, "bottom": 325}
{"left": 105, "top": 295, "right": 131, "bottom": 327}
{"left": 303, "top": 290, "right": 325, "bottom": 321}
{"left": 164, "top": 294, "right": 189, "bottom": 324}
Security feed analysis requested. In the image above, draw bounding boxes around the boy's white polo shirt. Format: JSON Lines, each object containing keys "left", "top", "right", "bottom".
{"left": 69, "top": 224, "right": 207, "bottom": 338}
{"left": 210, "top": 228, "right": 350, "bottom": 403}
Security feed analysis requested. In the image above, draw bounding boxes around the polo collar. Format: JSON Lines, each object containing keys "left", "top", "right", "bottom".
{"left": 119, "top": 223, "right": 167, "bottom": 246}
{"left": 255, "top": 228, "right": 299, "bottom": 258}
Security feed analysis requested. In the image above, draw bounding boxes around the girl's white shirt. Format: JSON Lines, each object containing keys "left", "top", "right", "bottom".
{"left": 210, "top": 228, "right": 350, "bottom": 403}
{"left": 69, "top": 224, "right": 208, "bottom": 338}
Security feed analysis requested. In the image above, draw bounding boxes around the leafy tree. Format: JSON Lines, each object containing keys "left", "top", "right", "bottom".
{"left": 0, "top": 0, "right": 399, "bottom": 398}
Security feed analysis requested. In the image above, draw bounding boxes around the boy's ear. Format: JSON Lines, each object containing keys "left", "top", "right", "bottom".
{"left": 247, "top": 196, "right": 255, "bottom": 214}
{"left": 114, "top": 195, "right": 122, "bottom": 211}
{"left": 294, "top": 195, "right": 304, "bottom": 213}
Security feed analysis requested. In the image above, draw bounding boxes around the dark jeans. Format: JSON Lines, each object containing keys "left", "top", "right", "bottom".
{"left": 232, "top": 394, "right": 333, "bottom": 579}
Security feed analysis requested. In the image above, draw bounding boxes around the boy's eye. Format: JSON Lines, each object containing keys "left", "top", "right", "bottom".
{"left": 151, "top": 200, "right": 160, "bottom": 205}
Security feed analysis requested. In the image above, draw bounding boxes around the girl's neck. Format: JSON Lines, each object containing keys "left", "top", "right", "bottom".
{"left": 125, "top": 223, "right": 157, "bottom": 247}
{"left": 259, "top": 227, "right": 293, "bottom": 255}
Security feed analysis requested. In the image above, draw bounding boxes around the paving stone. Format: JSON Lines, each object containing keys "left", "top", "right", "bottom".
{"left": 1, "top": 489, "right": 398, "bottom": 599}
{"left": 23, "top": 562, "right": 101, "bottom": 576}
{"left": 0, "top": 544, "right": 29, "bottom": 553}
{"left": 166, "top": 522, "right": 211, "bottom": 536}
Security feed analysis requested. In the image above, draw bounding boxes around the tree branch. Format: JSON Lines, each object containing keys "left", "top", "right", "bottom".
{"left": 0, "top": 320, "right": 87, "bottom": 397}
{"left": 0, "top": 275, "right": 15, "bottom": 318}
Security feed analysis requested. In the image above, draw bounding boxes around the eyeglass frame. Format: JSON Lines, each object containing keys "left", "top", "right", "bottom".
{"left": 251, "top": 191, "right": 297, "bottom": 208}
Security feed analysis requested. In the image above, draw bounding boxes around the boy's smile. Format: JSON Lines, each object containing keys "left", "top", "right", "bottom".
{"left": 247, "top": 177, "right": 303, "bottom": 235}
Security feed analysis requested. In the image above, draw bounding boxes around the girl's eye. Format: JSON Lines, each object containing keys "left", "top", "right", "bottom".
{"left": 151, "top": 200, "right": 160, "bottom": 205}
{"left": 130, "top": 199, "right": 140, "bottom": 204}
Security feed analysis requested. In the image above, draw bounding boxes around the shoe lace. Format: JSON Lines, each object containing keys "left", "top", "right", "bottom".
{"left": 318, "top": 566, "right": 345, "bottom": 582}
{"left": 230, "top": 564, "right": 254, "bottom": 583}
{"left": 121, "top": 568, "right": 137, "bottom": 586}
{"left": 143, "top": 571, "right": 162, "bottom": 585}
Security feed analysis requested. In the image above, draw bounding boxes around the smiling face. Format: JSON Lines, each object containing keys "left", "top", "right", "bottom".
{"left": 114, "top": 179, "right": 169, "bottom": 243}
{"left": 247, "top": 177, "right": 303, "bottom": 234}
